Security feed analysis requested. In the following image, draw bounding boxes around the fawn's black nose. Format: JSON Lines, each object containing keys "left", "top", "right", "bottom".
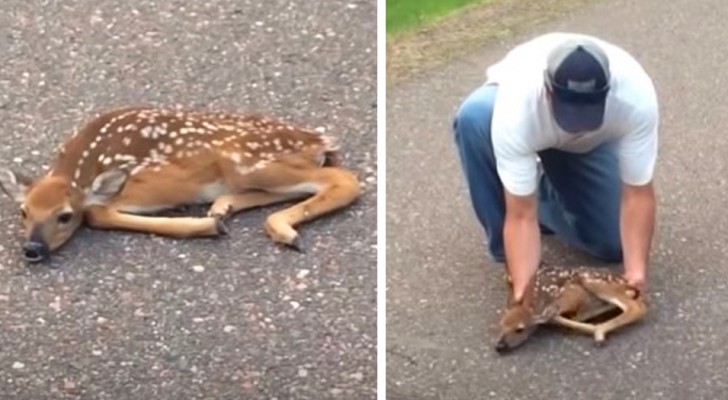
{"left": 22, "top": 241, "right": 48, "bottom": 263}
{"left": 494, "top": 340, "right": 510, "bottom": 354}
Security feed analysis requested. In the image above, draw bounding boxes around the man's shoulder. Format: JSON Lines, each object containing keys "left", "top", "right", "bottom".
{"left": 608, "top": 61, "right": 658, "bottom": 120}
{"left": 490, "top": 86, "right": 550, "bottom": 154}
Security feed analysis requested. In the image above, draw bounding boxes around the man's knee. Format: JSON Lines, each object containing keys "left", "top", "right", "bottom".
{"left": 599, "top": 248, "right": 623, "bottom": 263}
{"left": 454, "top": 111, "right": 489, "bottom": 155}
{"left": 589, "top": 239, "right": 623, "bottom": 262}
{"left": 453, "top": 87, "right": 496, "bottom": 142}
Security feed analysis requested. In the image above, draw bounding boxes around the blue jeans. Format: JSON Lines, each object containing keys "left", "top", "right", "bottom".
{"left": 452, "top": 83, "right": 623, "bottom": 263}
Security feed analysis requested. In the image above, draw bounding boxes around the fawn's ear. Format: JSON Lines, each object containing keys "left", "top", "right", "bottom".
{"left": 0, "top": 168, "right": 32, "bottom": 203}
{"left": 84, "top": 169, "right": 129, "bottom": 206}
{"left": 533, "top": 303, "right": 561, "bottom": 324}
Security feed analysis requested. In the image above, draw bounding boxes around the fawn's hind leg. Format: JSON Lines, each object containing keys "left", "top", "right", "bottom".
{"left": 264, "top": 167, "right": 360, "bottom": 250}
{"left": 581, "top": 281, "right": 647, "bottom": 345}
{"left": 226, "top": 156, "right": 361, "bottom": 250}
{"left": 571, "top": 285, "right": 639, "bottom": 323}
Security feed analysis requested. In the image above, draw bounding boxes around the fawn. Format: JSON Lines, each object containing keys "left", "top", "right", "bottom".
{"left": 0, "top": 106, "right": 361, "bottom": 263}
{"left": 494, "top": 265, "right": 646, "bottom": 354}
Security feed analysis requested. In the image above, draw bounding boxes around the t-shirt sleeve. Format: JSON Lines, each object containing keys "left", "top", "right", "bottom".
{"left": 617, "top": 100, "right": 659, "bottom": 186}
{"left": 492, "top": 129, "right": 539, "bottom": 196}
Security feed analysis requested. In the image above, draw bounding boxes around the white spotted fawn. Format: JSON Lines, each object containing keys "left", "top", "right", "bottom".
{"left": 495, "top": 265, "right": 646, "bottom": 354}
{"left": 0, "top": 107, "right": 360, "bottom": 263}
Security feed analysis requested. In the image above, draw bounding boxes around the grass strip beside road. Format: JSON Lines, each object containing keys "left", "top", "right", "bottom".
{"left": 386, "top": 0, "right": 491, "bottom": 34}
{"left": 386, "top": 0, "right": 604, "bottom": 86}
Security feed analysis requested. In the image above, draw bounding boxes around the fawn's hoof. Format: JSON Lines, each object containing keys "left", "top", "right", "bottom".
{"left": 264, "top": 216, "right": 302, "bottom": 251}
{"left": 208, "top": 203, "right": 233, "bottom": 219}
{"left": 214, "top": 217, "right": 230, "bottom": 236}
{"left": 286, "top": 236, "right": 306, "bottom": 253}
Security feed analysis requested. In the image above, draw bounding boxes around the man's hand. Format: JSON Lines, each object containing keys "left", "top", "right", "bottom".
{"left": 503, "top": 190, "right": 541, "bottom": 303}
{"left": 624, "top": 268, "right": 646, "bottom": 295}
{"left": 620, "top": 181, "right": 656, "bottom": 295}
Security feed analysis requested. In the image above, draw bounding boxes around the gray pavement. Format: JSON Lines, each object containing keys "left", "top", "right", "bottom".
{"left": 0, "top": 1, "right": 376, "bottom": 399}
{"left": 387, "top": 0, "right": 728, "bottom": 398}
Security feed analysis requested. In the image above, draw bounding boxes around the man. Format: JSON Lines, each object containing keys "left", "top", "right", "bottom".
{"left": 452, "top": 32, "right": 658, "bottom": 304}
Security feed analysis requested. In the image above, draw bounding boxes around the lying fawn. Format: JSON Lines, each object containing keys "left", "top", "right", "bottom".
{"left": 494, "top": 265, "right": 646, "bottom": 354}
{"left": 0, "top": 107, "right": 360, "bottom": 263}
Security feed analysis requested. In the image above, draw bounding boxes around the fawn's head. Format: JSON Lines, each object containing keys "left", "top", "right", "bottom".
{"left": 495, "top": 286, "right": 561, "bottom": 354}
{"left": 0, "top": 168, "right": 128, "bottom": 263}
{"left": 495, "top": 303, "right": 542, "bottom": 354}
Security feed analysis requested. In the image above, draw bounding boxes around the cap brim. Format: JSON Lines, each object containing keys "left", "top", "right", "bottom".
{"left": 551, "top": 98, "right": 606, "bottom": 133}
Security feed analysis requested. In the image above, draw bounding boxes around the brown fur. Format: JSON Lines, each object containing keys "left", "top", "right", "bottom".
{"left": 495, "top": 265, "right": 646, "bottom": 353}
{"left": 0, "top": 106, "right": 361, "bottom": 262}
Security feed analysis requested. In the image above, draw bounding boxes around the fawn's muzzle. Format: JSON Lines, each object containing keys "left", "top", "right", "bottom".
{"left": 494, "top": 339, "right": 512, "bottom": 354}
{"left": 22, "top": 241, "right": 48, "bottom": 263}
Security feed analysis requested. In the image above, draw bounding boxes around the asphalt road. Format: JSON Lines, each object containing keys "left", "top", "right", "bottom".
{"left": 387, "top": 0, "right": 728, "bottom": 399}
{"left": 0, "top": 1, "right": 376, "bottom": 399}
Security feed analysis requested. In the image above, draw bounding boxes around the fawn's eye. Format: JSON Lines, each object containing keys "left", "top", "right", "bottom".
{"left": 57, "top": 212, "right": 73, "bottom": 224}
{"left": 20, "top": 208, "right": 27, "bottom": 219}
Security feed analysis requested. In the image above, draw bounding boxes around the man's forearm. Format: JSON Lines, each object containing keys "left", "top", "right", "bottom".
{"left": 620, "top": 183, "right": 656, "bottom": 286}
{"left": 504, "top": 214, "right": 541, "bottom": 303}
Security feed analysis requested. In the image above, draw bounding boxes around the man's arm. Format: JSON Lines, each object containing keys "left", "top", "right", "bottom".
{"left": 620, "top": 181, "right": 656, "bottom": 291}
{"left": 503, "top": 191, "right": 541, "bottom": 303}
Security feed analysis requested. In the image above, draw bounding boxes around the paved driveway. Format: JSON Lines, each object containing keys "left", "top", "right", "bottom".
{"left": 387, "top": 0, "right": 728, "bottom": 398}
{"left": 0, "top": 1, "right": 377, "bottom": 399}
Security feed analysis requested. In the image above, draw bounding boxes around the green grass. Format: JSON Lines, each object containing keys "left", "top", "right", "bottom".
{"left": 386, "top": 0, "right": 491, "bottom": 34}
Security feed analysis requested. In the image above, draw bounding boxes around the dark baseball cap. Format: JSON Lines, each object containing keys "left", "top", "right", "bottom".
{"left": 544, "top": 38, "right": 611, "bottom": 133}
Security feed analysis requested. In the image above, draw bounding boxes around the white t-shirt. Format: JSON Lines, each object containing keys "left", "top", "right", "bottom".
{"left": 486, "top": 33, "right": 659, "bottom": 196}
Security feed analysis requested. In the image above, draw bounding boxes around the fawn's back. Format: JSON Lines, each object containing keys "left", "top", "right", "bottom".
{"left": 53, "top": 107, "right": 338, "bottom": 189}
{"left": 529, "top": 266, "right": 628, "bottom": 314}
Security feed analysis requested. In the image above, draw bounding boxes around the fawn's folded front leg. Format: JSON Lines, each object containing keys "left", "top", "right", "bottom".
{"left": 551, "top": 315, "right": 598, "bottom": 335}
{"left": 539, "top": 284, "right": 600, "bottom": 335}
{"left": 85, "top": 206, "right": 225, "bottom": 238}
{"left": 207, "top": 191, "right": 307, "bottom": 219}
